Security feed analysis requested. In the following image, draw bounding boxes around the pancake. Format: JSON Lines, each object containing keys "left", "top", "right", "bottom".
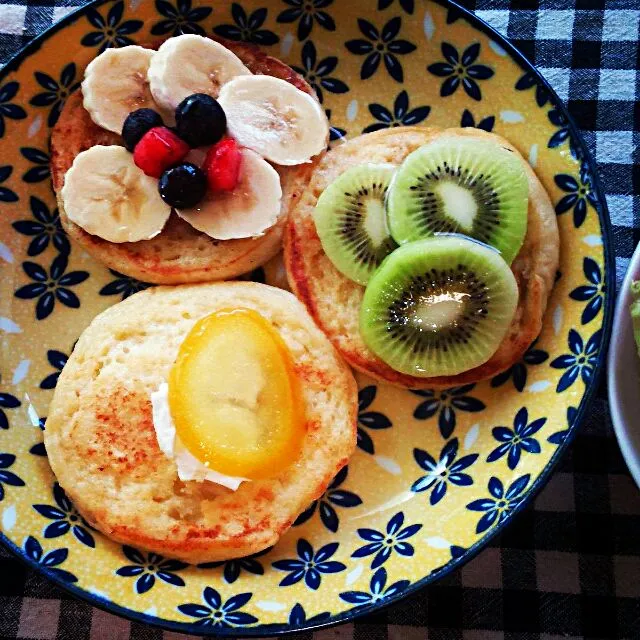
{"left": 284, "top": 127, "right": 560, "bottom": 389}
{"left": 50, "top": 38, "right": 320, "bottom": 285}
{"left": 44, "top": 282, "right": 357, "bottom": 563}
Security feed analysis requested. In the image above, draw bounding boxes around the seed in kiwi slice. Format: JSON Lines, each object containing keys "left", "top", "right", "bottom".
{"left": 313, "top": 163, "right": 398, "bottom": 285}
{"left": 360, "top": 235, "right": 518, "bottom": 377}
{"left": 386, "top": 136, "right": 529, "bottom": 265}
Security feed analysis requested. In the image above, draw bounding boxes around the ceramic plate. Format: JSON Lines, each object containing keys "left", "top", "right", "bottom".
{"left": 608, "top": 244, "right": 640, "bottom": 489}
{"left": 0, "top": 0, "right": 613, "bottom": 634}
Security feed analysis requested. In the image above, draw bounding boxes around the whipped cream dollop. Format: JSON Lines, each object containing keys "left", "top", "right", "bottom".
{"left": 150, "top": 383, "right": 247, "bottom": 490}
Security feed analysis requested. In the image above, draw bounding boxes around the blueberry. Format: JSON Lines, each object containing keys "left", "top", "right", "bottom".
{"left": 175, "top": 93, "right": 226, "bottom": 147}
{"left": 122, "top": 108, "right": 164, "bottom": 151}
{"left": 158, "top": 163, "right": 207, "bottom": 208}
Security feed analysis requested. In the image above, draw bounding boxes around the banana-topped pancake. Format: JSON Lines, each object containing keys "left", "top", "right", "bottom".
{"left": 51, "top": 35, "right": 329, "bottom": 284}
{"left": 285, "top": 127, "right": 560, "bottom": 388}
{"left": 44, "top": 282, "right": 357, "bottom": 563}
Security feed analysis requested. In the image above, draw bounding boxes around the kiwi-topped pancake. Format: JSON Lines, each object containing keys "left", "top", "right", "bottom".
{"left": 284, "top": 127, "right": 560, "bottom": 389}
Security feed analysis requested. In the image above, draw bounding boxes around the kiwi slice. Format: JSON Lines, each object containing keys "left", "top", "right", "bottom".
{"left": 360, "top": 235, "right": 518, "bottom": 377}
{"left": 313, "top": 164, "right": 398, "bottom": 285}
{"left": 386, "top": 137, "right": 529, "bottom": 264}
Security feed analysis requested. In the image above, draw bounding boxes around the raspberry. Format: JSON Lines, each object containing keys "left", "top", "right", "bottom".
{"left": 133, "top": 127, "right": 190, "bottom": 178}
{"left": 204, "top": 137, "right": 242, "bottom": 193}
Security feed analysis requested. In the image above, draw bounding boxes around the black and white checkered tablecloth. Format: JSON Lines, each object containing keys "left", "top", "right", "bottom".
{"left": 1, "top": 1, "right": 639, "bottom": 638}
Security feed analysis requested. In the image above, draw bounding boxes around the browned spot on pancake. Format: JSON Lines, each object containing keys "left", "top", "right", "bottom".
{"left": 93, "top": 388, "right": 160, "bottom": 473}
{"left": 305, "top": 419, "right": 322, "bottom": 433}
{"left": 295, "top": 362, "right": 333, "bottom": 388}
{"left": 256, "top": 487, "right": 274, "bottom": 502}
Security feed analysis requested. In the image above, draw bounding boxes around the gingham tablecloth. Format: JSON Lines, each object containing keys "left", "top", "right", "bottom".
{"left": 1, "top": 1, "right": 639, "bottom": 638}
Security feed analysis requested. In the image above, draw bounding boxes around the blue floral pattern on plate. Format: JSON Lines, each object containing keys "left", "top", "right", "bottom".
{"left": 412, "top": 385, "right": 485, "bottom": 439}
{"left": 293, "top": 41, "right": 348, "bottom": 104}
{"left": 570, "top": 257, "right": 604, "bottom": 325}
{"left": 294, "top": 465, "right": 361, "bottom": 532}
{"left": 345, "top": 17, "right": 416, "bottom": 83}
{"left": 33, "top": 482, "right": 95, "bottom": 547}
{"left": 276, "top": 0, "right": 335, "bottom": 41}
{"left": 151, "top": 0, "right": 211, "bottom": 36}
{"left": 487, "top": 407, "right": 545, "bottom": 470}
{"left": 29, "top": 63, "right": 80, "bottom": 128}
{"left": 14, "top": 254, "right": 89, "bottom": 320}
{"left": 0, "top": 165, "right": 18, "bottom": 202}
{"left": 0, "top": 81, "right": 27, "bottom": 138}
{"left": 378, "top": 0, "right": 414, "bottom": 15}
{"left": 515, "top": 71, "right": 549, "bottom": 108}
{"left": 23, "top": 535, "right": 77, "bottom": 583}
{"left": 460, "top": 107, "right": 494, "bottom": 131}
{"left": 178, "top": 588, "right": 258, "bottom": 628}
{"left": 20, "top": 147, "right": 50, "bottom": 183}
{"left": 490, "top": 340, "right": 549, "bottom": 392}
{"left": 467, "top": 474, "right": 531, "bottom": 534}
{"left": 0, "top": 453, "right": 24, "bottom": 499}
{"left": 547, "top": 107, "right": 579, "bottom": 159}
{"left": 548, "top": 406, "right": 577, "bottom": 445}
{"left": 0, "top": 388, "right": 21, "bottom": 430}
{"left": 352, "top": 511, "right": 421, "bottom": 568}
{"left": 287, "top": 602, "right": 330, "bottom": 625}
{"left": 427, "top": 42, "right": 493, "bottom": 100}
{"left": 412, "top": 438, "right": 478, "bottom": 505}
{"left": 99, "top": 270, "right": 151, "bottom": 300}
{"left": 12, "top": 196, "right": 69, "bottom": 257}
{"left": 555, "top": 164, "right": 597, "bottom": 229}
{"left": 116, "top": 546, "right": 188, "bottom": 594}
{"left": 81, "top": 1, "right": 143, "bottom": 52}
{"left": 272, "top": 539, "right": 345, "bottom": 589}
{"left": 197, "top": 550, "right": 267, "bottom": 584}
{"left": 363, "top": 89, "right": 429, "bottom": 133}
{"left": 213, "top": 3, "right": 279, "bottom": 45}
{"left": 339, "top": 567, "right": 409, "bottom": 607}
{"left": 550, "top": 328, "right": 601, "bottom": 392}
{"left": 40, "top": 349, "right": 69, "bottom": 389}
{"left": 357, "top": 386, "right": 392, "bottom": 454}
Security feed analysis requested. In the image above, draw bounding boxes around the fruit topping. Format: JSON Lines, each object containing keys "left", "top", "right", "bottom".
{"left": 168, "top": 308, "right": 305, "bottom": 479}
{"left": 386, "top": 136, "right": 529, "bottom": 264}
{"left": 82, "top": 46, "right": 161, "bottom": 134}
{"left": 218, "top": 75, "right": 329, "bottom": 166}
{"left": 148, "top": 34, "right": 252, "bottom": 112}
{"left": 176, "top": 148, "right": 282, "bottom": 240}
{"left": 133, "top": 126, "right": 190, "bottom": 178}
{"left": 313, "top": 163, "right": 398, "bottom": 285}
{"left": 159, "top": 162, "right": 207, "bottom": 208}
{"left": 122, "top": 108, "right": 164, "bottom": 151}
{"left": 203, "top": 136, "right": 242, "bottom": 193}
{"left": 360, "top": 236, "right": 518, "bottom": 377}
{"left": 61, "top": 145, "right": 171, "bottom": 243}
{"left": 175, "top": 93, "right": 227, "bottom": 147}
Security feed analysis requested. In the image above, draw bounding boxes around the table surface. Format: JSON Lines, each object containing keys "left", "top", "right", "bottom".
{"left": 1, "top": 0, "right": 639, "bottom": 638}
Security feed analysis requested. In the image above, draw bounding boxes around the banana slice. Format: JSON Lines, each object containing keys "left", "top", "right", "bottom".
{"left": 148, "top": 34, "right": 252, "bottom": 112}
{"left": 61, "top": 145, "right": 171, "bottom": 243}
{"left": 217, "top": 75, "right": 329, "bottom": 166}
{"left": 82, "top": 46, "right": 161, "bottom": 134}
{"left": 176, "top": 148, "right": 282, "bottom": 240}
